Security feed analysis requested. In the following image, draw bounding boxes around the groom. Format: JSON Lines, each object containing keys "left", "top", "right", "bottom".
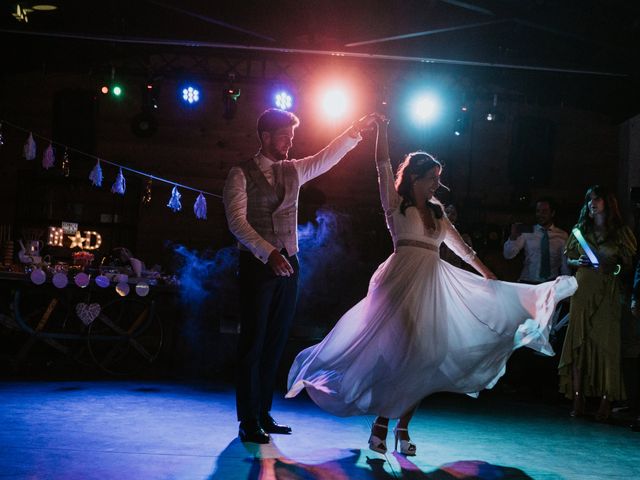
{"left": 223, "top": 108, "right": 377, "bottom": 443}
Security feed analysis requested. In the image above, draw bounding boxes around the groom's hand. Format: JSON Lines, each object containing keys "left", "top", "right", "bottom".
{"left": 349, "top": 112, "right": 384, "bottom": 137}
{"left": 268, "top": 249, "right": 294, "bottom": 276}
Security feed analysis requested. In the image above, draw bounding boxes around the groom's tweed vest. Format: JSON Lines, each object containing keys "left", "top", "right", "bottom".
{"left": 239, "top": 158, "right": 300, "bottom": 256}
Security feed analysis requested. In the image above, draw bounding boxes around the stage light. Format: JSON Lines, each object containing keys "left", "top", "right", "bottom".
{"left": 112, "top": 85, "right": 123, "bottom": 97}
{"left": 410, "top": 93, "right": 440, "bottom": 124}
{"left": 485, "top": 94, "right": 503, "bottom": 122}
{"left": 322, "top": 88, "right": 349, "bottom": 119}
{"left": 182, "top": 86, "right": 200, "bottom": 105}
{"left": 100, "top": 86, "right": 109, "bottom": 95}
{"left": 275, "top": 91, "right": 293, "bottom": 110}
{"left": 223, "top": 86, "right": 241, "bottom": 120}
{"left": 454, "top": 106, "right": 469, "bottom": 136}
{"left": 142, "top": 83, "right": 158, "bottom": 111}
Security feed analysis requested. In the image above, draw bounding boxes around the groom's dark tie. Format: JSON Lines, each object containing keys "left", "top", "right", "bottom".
{"left": 539, "top": 228, "right": 551, "bottom": 280}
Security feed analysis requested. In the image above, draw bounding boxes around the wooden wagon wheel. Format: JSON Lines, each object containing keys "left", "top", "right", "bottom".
{"left": 86, "top": 295, "right": 163, "bottom": 375}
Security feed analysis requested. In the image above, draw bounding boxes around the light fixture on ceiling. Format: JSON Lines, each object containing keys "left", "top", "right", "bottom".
{"left": 32, "top": 5, "right": 58, "bottom": 11}
{"left": 486, "top": 94, "right": 503, "bottom": 122}
{"left": 12, "top": 4, "right": 32, "bottom": 23}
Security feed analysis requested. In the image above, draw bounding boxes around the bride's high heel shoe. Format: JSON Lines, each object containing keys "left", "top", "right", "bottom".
{"left": 393, "top": 427, "right": 417, "bottom": 456}
{"left": 368, "top": 423, "right": 388, "bottom": 454}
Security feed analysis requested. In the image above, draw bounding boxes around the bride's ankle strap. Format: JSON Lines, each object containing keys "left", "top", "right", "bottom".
{"left": 394, "top": 427, "right": 408, "bottom": 432}
{"left": 373, "top": 422, "right": 388, "bottom": 428}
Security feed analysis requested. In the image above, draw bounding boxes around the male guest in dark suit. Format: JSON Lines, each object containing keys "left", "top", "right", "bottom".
{"left": 223, "top": 108, "right": 377, "bottom": 443}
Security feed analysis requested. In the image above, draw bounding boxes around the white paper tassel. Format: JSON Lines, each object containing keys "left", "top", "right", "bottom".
{"left": 167, "top": 186, "right": 182, "bottom": 212}
{"left": 42, "top": 143, "right": 55, "bottom": 169}
{"left": 193, "top": 193, "right": 207, "bottom": 220}
{"left": 23, "top": 132, "right": 36, "bottom": 160}
{"left": 89, "top": 159, "right": 103, "bottom": 187}
{"left": 111, "top": 168, "right": 126, "bottom": 195}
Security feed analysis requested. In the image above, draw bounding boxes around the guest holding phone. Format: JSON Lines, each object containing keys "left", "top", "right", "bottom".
{"left": 503, "top": 198, "right": 570, "bottom": 285}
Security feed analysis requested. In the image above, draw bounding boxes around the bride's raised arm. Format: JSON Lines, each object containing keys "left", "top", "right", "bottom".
{"left": 375, "top": 119, "right": 400, "bottom": 216}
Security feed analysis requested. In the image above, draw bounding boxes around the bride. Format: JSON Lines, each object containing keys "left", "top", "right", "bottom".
{"left": 286, "top": 115, "right": 577, "bottom": 456}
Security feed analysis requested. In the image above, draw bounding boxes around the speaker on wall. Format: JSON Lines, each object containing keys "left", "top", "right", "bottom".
{"left": 52, "top": 89, "right": 97, "bottom": 156}
{"left": 508, "top": 116, "right": 555, "bottom": 186}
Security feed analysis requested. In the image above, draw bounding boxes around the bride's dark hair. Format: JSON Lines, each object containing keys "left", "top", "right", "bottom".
{"left": 395, "top": 151, "right": 444, "bottom": 217}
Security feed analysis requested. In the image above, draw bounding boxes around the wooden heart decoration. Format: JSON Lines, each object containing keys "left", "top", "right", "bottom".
{"left": 76, "top": 303, "right": 101, "bottom": 325}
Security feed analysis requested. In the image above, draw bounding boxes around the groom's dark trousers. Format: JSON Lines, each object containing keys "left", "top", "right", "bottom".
{"left": 236, "top": 249, "right": 299, "bottom": 422}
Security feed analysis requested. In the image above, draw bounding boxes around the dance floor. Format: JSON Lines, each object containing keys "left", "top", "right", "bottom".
{"left": 0, "top": 381, "right": 638, "bottom": 479}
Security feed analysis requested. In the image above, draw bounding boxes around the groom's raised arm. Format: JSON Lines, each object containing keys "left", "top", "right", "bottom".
{"left": 294, "top": 113, "right": 380, "bottom": 185}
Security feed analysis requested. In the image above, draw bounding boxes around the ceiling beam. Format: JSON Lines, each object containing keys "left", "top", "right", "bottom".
{"left": 345, "top": 19, "right": 509, "bottom": 47}
{"left": 0, "top": 28, "right": 627, "bottom": 77}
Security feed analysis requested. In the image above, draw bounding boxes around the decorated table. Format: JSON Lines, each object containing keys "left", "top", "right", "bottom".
{"left": 0, "top": 270, "right": 178, "bottom": 375}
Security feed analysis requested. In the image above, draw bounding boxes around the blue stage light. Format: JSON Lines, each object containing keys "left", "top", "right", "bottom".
{"left": 410, "top": 93, "right": 440, "bottom": 124}
{"left": 275, "top": 91, "right": 293, "bottom": 110}
{"left": 182, "top": 86, "right": 200, "bottom": 105}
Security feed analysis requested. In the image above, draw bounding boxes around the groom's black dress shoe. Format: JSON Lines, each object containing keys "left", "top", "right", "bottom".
{"left": 260, "top": 414, "right": 292, "bottom": 435}
{"left": 239, "top": 420, "right": 270, "bottom": 444}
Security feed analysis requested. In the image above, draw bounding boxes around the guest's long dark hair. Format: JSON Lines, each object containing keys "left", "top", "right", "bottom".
{"left": 575, "top": 185, "right": 623, "bottom": 236}
{"left": 395, "top": 151, "right": 444, "bottom": 218}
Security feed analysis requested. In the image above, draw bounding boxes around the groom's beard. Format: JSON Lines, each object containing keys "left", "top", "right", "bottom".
{"left": 267, "top": 144, "right": 288, "bottom": 161}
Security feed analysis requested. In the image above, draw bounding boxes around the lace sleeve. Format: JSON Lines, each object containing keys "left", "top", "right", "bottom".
{"left": 376, "top": 160, "right": 400, "bottom": 215}
{"left": 375, "top": 123, "right": 400, "bottom": 215}
{"left": 442, "top": 215, "right": 477, "bottom": 264}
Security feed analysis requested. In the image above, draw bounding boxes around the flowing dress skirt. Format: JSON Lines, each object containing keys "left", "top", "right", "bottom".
{"left": 287, "top": 246, "right": 578, "bottom": 418}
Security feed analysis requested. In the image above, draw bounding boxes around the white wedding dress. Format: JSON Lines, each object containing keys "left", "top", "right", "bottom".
{"left": 286, "top": 158, "right": 578, "bottom": 418}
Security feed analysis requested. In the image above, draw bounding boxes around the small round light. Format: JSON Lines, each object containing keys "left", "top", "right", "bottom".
{"left": 100, "top": 86, "right": 109, "bottom": 95}
{"left": 112, "top": 86, "right": 122, "bottom": 96}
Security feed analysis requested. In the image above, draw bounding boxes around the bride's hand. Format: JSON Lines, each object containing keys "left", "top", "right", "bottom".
{"left": 483, "top": 269, "right": 497, "bottom": 280}
{"left": 351, "top": 113, "right": 388, "bottom": 134}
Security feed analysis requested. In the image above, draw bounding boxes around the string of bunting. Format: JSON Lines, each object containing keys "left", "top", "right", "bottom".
{"left": 0, "top": 119, "right": 222, "bottom": 220}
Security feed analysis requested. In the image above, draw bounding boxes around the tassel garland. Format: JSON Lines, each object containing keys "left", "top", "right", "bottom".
{"left": 194, "top": 193, "right": 207, "bottom": 220}
{"left": 111, "top": 168, "right": 126, "bottom": 195}
{"left": 167, "top": 186, "right": 182, "bottom": 212}
{"left": 23, "top": 132, "right": 36, "bottom": 160}
{"left": 1, "top": 122, "right": 221, "bottom": 218}
{"left": 89, "top": 159, "right": 103, "bottom": 187}
{"left": 42, "top": 143, "right": 55, "bottom": 169}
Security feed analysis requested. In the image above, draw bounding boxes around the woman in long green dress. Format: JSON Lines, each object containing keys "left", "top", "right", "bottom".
{"left": 559, "top": 185, "right": 636, "bottom": 420}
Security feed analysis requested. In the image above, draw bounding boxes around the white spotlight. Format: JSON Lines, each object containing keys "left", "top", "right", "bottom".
{"left": 411, "top": 94, "right": 440, "bottom": 124}
{"left": 322, "top": 88, "right": 349, "bottom": 119}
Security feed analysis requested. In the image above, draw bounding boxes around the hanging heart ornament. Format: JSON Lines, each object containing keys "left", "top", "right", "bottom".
{"left": 76, "top": 302, "right": 101, "bottom": 325}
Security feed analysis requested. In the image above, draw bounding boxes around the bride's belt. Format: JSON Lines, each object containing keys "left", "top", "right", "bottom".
{"left": 395, "top": 239, "right": 438, "bottom": 253}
